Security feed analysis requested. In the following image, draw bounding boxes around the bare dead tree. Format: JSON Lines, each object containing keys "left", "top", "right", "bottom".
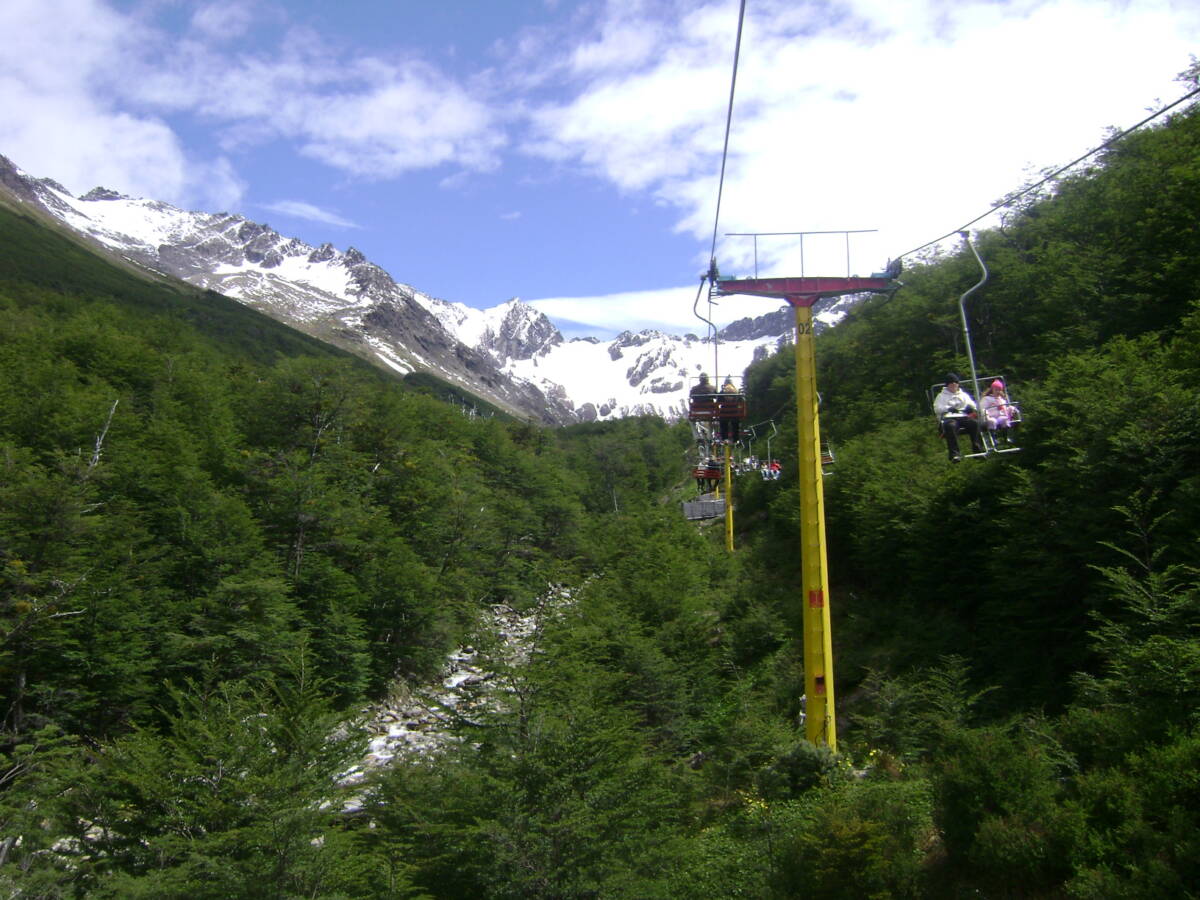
{"left": 84, "top": 399, "right": 119, "bottom": 478}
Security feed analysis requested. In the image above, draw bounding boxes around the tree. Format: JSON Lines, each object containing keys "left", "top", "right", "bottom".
{"left": 36, "top": 655, "right": 370, "bottom": 898}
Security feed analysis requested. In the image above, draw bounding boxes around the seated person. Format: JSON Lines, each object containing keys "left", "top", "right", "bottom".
{"left": 933, "top": 373, "right": 985, "bottom": 462}
{"left": 981, "top": 380, "right": 1018, "bottom": 442}
{"left": 871, "top": 258, "right": 903, "bottom": 279}
{"left": 690, "top": 373, "right": 715, "bottom": 400}
{"left": 718, "top": 377, "right": 742, "bottom": 442}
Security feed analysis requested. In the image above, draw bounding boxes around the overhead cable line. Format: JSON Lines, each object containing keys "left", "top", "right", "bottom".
{"left": 895, "top": 83, "right": 1200, "bottom": 262}
{"left": 708, "top": 0, "right": 748, "bottom": 270}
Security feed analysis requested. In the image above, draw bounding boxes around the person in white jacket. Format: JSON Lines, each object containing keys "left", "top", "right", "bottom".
{"left": 934, "top": 373, "right": 985, "bottom": 462}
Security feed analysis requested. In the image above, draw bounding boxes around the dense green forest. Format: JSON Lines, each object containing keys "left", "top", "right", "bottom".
{"left": 1, "top": 77, "right": 1198, "bottom": 897}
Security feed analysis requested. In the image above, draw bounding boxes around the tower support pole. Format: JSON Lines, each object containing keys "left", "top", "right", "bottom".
{"left": 794, "top": 305, "right": 835, "bottom": 749}
{"left": 717, "top": 275, "right": 896, "bottom": 751}
{"left": 724, "top": 441, "right": 735, "bottom": 552}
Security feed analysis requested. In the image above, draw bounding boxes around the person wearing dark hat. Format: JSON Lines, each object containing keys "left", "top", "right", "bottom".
{"left": 688, "top": 372, "right": 719, "bottom": 447}
{"left": 933, "top": 373, "right": 985, "bottom": 462}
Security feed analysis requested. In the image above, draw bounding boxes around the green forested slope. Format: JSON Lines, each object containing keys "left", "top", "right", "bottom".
{"left": 725, "top": 92, "right": 1200, "bottom": 895}
{"left": 738, "top": 91, "right": 1200, "bottom": 707}
{"left": 1, "top": 91, "right": 1199, "bottom": 897}
{"left": 0, "top": 199, "right": 717, "bottom": 896}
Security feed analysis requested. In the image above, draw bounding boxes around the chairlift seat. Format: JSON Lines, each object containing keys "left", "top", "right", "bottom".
{"left": 682, "top": 497, "right": 726, "bottom": 520}
{"left": 688, "top": 395, "right": 746, "bottom": 421}
{"left": 687, "top": 396, "right": 720, "bottom": 421}
{"left": 717, "top": 395, "right": 747, "bottom": 419}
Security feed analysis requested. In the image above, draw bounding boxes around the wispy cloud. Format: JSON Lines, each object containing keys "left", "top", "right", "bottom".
{"left": 0, "top": 0, "right": 190, "bottom": 201}
{"left": 262, "top": 200, "right": 359, "bottom": 228}
{"left": 188, "top": 0, "right": 259, "bottom": 41}
{"left": 513, "top": 0, "right": 1200, "bottom": 275}
{"left": 528, "top": 283, "right": 772, "bottom": 339}
{"left": 295, "top": 62, "right": 504, "bottom": 177}
{"left": 1, "top": 0, "right": 506, "bottom": 208}
{"left": 126, "top": 33, "right": 506, "bottom": 179}
{"left": 2, "top": 0, "right": 1198, "bottom": 302}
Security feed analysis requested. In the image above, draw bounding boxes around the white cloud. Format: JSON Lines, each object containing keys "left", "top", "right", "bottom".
{"left": 529, "top": 282, "right": 778, "bottom": 339}
{"left": 297, "top": 63, "right": 504, "bottom": 176}
{"left": 262, "top": 200, "right": 360, "bottom": 228}
{"left": 1, "top": 0, "right": 142, "bottom": 94}
{"left": 3, "top": 0, "right": 1199, "bottom": 309}
{"left": 1, "top": 0, "right": 507, "bottom": 209}
{"left": 116, "top": 23, "right": 506, "bottom": 178}
{"left": 517, "top": 0, "right": 1200, "bottom": 277}
{"left": 189, "top": 0, "right": 260, "bottom": 41}
{"left": 525, "top": 58, "right": 729, "bottom": 190}
{"left": 567, "top": 3, "right": 668, "bottom": 75}
{"left": 0, "top": 82, "right": 188, "bottom": 198}
{"left": 0, "top": 0, "right": 240, "bottom": 207}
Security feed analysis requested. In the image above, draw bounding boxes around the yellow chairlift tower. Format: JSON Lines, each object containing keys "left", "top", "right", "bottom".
{"left": 716, "top": 274, "right": 897, "bottom": 750}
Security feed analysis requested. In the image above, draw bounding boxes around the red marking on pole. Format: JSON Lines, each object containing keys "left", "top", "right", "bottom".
{"left": 813, "top": 675, "right": 826, "bottom": 695}
{"left": 808, "top": 590, "right": 824, "bottom": 608}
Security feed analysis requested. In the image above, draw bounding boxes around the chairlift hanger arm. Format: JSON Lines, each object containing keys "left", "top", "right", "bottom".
{"left": 692, "top": 275, "right": 718, "bottom": 332}
{"left": 958, "top": 232, "right": 988, "bottom": 403}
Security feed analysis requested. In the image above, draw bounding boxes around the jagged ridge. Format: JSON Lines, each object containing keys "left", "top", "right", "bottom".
{"left": 0, "top": 152, "right": 864, "bottom": 424}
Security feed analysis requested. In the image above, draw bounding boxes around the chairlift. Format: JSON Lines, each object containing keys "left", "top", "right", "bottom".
{"left": 692, "top": 458, "right": 724, "bottom": 493}
{"left": 688, "top": 374, "right": 747, "bottom": 446}
{"left": 763, "top": 420, "right": 778, "bottom": 462}
{"left": 744, "top": 422, "right": 779, "bottom": 481}
{"left": 928, "top": 376, "right": 1021, "bottom": 458}
{"left": 688, "top": 375, "right": 747, "bottom": 423}
{"left": 685, "top": 449, "right": 725, "bottom": 519}
{"left": 929, "top": 233, "right": 1024, "bottom": 460}
{"left": 683, "top": 496, "right": 726, "bottom": 520}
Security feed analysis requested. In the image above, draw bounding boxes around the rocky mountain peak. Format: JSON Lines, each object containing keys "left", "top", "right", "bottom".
{"left": 492, "top": 299, "right": 562, "bottom": 360}
{"left": 347, "top": 259, "right": 399, "bottom": 301}
{"left": 0, "top": 154, "right": 41, "bottom": 204}
{"left": 35, "top": 177, "right": 71, "bottom": 195}
{"left": 235, "top": 219, "right": 271, "bottom": 242}
{"left": 718, "top": 307, "right": 793, "bottom": 341}
{"left": 80, "top": 187, "right": 127, "bottom": 202}
{"left": 308, "top": 242, "right": 337, "bottom": 264}
{"left": 0, "top": 153, "right": 866, "bottom": 426}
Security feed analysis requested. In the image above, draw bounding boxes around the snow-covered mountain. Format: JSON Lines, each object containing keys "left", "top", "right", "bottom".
{"left": 0, "top": 153, "right": 856, "bottom": 424}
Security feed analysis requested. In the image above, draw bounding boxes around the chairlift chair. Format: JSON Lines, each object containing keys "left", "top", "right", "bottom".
{"left": 682, "top": 496, "right": 726, "bottom": 520}
{"left": 692, "top": 460, "right": 723, "bottom": 490}
{"left": 928, "top": 375, "right": 1022, "bottom": 458}
{"left": 688, "top": 375, "right": 747, "bottom": 427}
{"left": 821, "top": 442, "right": 836, "bottom": 474}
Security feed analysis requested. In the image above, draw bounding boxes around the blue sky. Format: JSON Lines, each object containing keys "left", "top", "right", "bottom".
{"left": 3, "top": 0, "right": 1199, "bottom": 337}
